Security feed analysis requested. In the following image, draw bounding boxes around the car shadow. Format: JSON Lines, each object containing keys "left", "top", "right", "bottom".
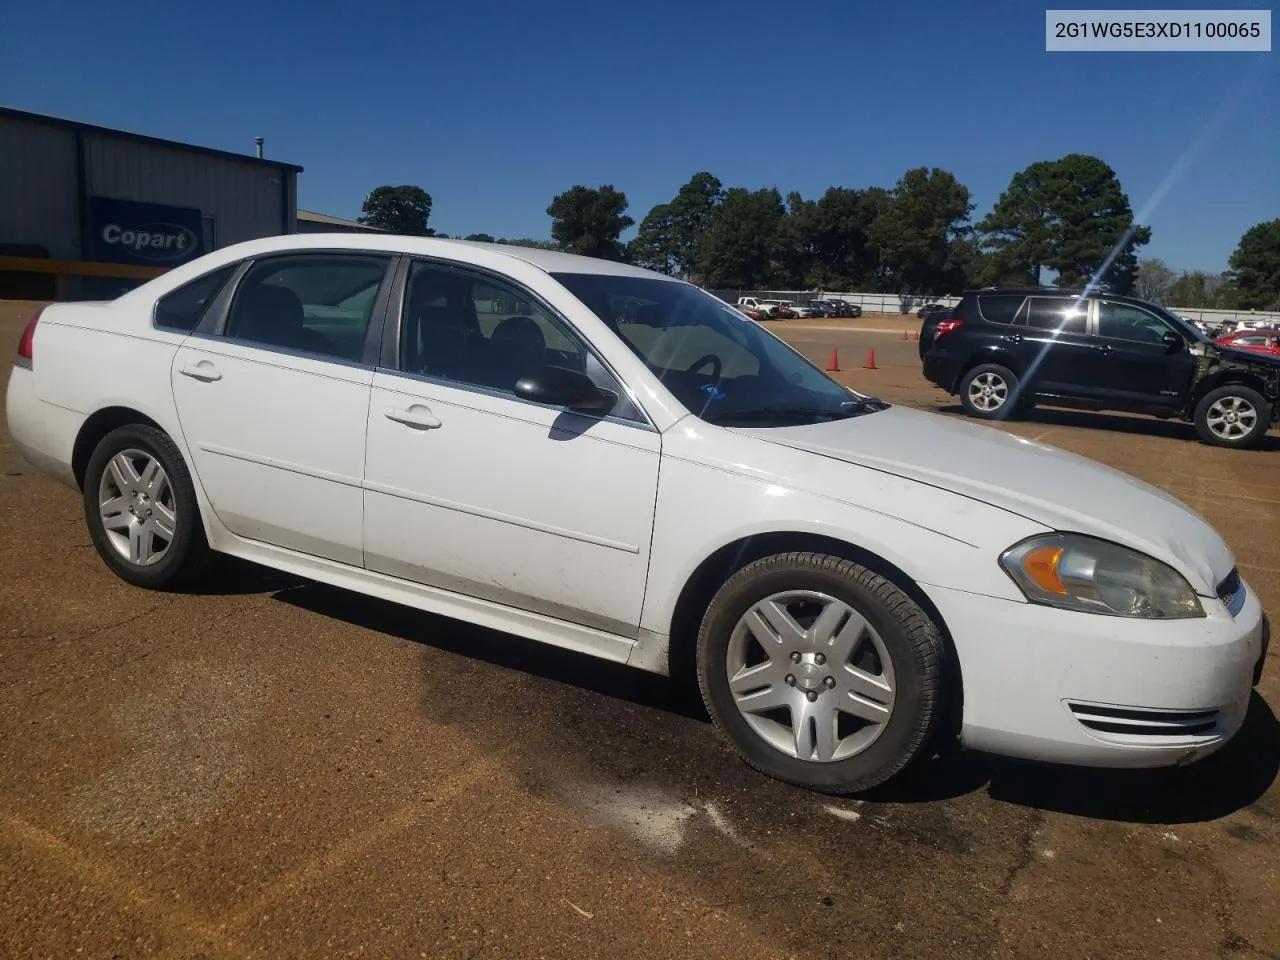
{"left": 936, "top": 403, "right": 1280, "bottom": 450}
{"left": 179, "top": 555, "right": 308, "bottom": 596}
{"left": 865, "top": 690, "right": 1280, "bottom": 824}
{"left": 271, "top": 580, "right": 708, "bottom": 721}
{"left": 270, "top": 579, "right": 1276, "bottom": 824}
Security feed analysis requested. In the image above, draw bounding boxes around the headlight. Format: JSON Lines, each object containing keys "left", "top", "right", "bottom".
{"left": 1000, "top": 534, "right": 1204, "bottom": 619}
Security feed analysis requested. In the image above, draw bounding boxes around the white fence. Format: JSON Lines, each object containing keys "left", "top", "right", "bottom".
{"left": 707, "top": 288, "right": 1280, "bottom": 327}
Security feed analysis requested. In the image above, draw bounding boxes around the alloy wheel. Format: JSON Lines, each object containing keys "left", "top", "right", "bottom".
{"left": 1206, "top": 396, "right": 1258, "bottom": 441}
{"left": 725, "top": 591, "right": 896, "bottom": 763}
{"left": 968, "top": 372, "right": 1008, "bottom": 411}
{"left": 97, "top": 449, "right": 177, "bottom": 566}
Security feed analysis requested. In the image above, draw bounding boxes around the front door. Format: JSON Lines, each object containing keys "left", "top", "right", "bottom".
{"left": 170, "top": 251, "right": 394, "bottom": 565}
{"left": 361, "top": 259, "right": 661, "bottom": 636}
{"left": 1086, "top": 300, "right": 1197, "bottom": 410}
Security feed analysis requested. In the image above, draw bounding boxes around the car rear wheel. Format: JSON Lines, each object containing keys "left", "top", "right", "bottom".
{"left": 83, "top": 424, "right": 211, "bottom": 589}
{"left": 959, "top": 363, "right": 1021, "bottom": 420}
{"left": 1194, "top": 385, "right": 1271, "bottom": 449}
{"left": 695, "top": 552, "right": 947, "bottom": 794}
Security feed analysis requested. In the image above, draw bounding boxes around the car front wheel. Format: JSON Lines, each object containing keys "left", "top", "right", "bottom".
{"left": 696, "top": 552, "right": 947, "bottom": 794}
{"left": 83, "top": 423, "right": 211, "bottom": 589}
{"left": 1194, "top": 385, "right": 1271, "bottom": 448}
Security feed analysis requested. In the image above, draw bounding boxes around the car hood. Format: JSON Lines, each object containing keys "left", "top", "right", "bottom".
{"left": 730, "top": 406, "right": 1234, "bottom": 595}
{"left": 1212, "top": 342, "right": 1280, "bottom": 365}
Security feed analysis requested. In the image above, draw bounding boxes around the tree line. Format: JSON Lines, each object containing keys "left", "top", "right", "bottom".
{"left": 356, "top": 163, "right": 1280, "bottom": 309}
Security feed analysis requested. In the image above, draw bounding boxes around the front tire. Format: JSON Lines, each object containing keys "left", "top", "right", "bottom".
{"left": 83, "top": 424, "right": 211, "bottom": 589}
{"left": 959, "top": 363, "right": 1021, "bottom": 420}
{"left": 695, "top": 552, "right": 947, "bottom": 794}
{"left": 1194, "top": 385, "right": 1271, "bottom": 449}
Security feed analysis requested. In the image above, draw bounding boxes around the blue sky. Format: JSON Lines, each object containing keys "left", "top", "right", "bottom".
{"left": 2, "top": 0, "right": 1275, "bottom": 272}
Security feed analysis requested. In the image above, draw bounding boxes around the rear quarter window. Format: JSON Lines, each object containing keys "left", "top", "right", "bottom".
{"left": 977, "top": 294, "right": 1027, "bottom": 325}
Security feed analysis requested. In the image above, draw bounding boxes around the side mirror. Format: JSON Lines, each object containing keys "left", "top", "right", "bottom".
{"left": 1161, "top": 330, "right": 1183, "bottom": 350}
{"left": 514, "top": 365, "right": 615, "bottom": 413}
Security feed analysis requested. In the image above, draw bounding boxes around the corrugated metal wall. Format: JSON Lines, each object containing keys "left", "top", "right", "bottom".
{"left": 0, "top": 113, "right": 295, "bottom": 263}
{"left": 0, "top": 116, "right": 80, "bottom": 258}
{"left": 83, "top": 135, "right": 289, "bottom": 245}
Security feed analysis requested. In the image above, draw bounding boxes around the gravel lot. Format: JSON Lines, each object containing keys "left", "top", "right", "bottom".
{"left": 2, "top": 300, "right": 1277, "bottom": 960}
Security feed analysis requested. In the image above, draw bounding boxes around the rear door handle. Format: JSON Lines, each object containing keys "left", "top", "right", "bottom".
{"left": 179, "top": 361, "right": 222, "bottom": 382}
{"left": 384, "top": 405, "right": 442, "bottom": 430}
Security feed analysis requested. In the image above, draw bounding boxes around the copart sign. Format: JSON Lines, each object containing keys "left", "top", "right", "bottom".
{"left": 88, "top": 197, "right": 206, "bottom": 266}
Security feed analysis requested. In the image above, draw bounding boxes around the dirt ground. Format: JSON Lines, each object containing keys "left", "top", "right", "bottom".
{"left": 1, "top": 300, "right": 1277, "bottom": 960}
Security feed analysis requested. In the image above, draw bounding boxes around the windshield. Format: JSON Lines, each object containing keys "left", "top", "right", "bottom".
{"left": 551, "top": 273, "right": 883, "bottom": 426}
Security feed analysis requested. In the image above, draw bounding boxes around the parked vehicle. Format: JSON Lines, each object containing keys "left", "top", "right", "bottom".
{"left": 763, "top": 300, "right": 797, "bottom": 319}
{"left": 781, "top": 301, "right": 814, "bottom": 318}
{"left": 921, "top": 287, "right": 1280, "bottom": 448}
{"left": 738, "top": 305, "right": 769, "bottom": 323}
{"left": 826, "top": 299, "right": 863, "bottom": 318}
{"left": 917, "top": 303, "right": 950, "bottom": 321}
{"left": 8, "top": 238, "right": 1268, "bottom": 794}
{"left": 737, "top": 296, "right": 778, "bottom": 319}
{"left": 806, "top": 301, "right": 837, "bottom": 318}
{"left": 1216, "top": 328, "right": 1280, "bottom": 358}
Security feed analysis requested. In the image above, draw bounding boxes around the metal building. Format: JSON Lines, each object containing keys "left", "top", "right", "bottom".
{"left": 296, "top": 209, "right": 385, "bottom": 235}
{"left": 0, "top": 105, "right": 303, "bottom": 298}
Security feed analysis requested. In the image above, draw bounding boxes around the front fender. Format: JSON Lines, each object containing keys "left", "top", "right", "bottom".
{"left": 638, "top": 440, "right": 1044, "bottom": 639}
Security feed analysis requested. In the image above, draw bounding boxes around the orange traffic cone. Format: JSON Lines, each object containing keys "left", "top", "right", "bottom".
{"left": 826, "top": 348, "right": 840, "bottom": 371}
{"left": 865, "top": 348, "right": 877, "bottom": 370}
{"left": 901, "top": 329, "right": 909, "bottom": 340}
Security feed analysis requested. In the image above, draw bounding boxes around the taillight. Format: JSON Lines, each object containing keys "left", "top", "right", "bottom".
{"left": 16, "top": 307, "right": 44, "bottom": 364}
{"left": 934, "top": 319, "right": 963, "bottom": 338}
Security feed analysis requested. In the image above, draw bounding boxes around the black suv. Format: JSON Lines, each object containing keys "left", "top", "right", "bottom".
{"left": 920, "top": 287, "right": 1280, "bottom": 448}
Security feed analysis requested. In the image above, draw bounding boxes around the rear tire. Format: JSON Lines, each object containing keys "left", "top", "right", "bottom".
{"left": 83, "top": 424, "right": 211, "bottom": 590}
{"left": 1194, "top": 384, "right": 1271, "bottom": 449}
{"left": 695, "top": 552, "right": 947, "bottom": 795}
{"left": 959, "top": 363, "right": 1021, "bottom": 421}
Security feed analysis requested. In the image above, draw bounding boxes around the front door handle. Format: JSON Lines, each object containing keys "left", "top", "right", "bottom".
{"left": 179, "top": 361, "right": 222, "bottom": 382}
{"left": 384, "top": 405, "right": 442, "bottom": 430}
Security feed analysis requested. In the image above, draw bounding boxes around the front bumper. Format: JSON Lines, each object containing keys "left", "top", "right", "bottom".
{"left": 924, "top": 579, "right": 1267, "bottom": 769}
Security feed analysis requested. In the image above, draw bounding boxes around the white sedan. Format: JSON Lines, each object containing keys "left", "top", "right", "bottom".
{"left": 6, "top": 235, "right": 1269, "bottom": 794}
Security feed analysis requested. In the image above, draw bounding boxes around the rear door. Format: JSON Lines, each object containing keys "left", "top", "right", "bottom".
{"left": 1013, "top": 297, "right": 1098, "bottom": 398}
{"left": 170, "top": 251, "right": 394, "bottom": 565}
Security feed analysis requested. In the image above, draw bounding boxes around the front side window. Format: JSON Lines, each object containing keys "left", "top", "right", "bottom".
{"left": 154, "top": 265, "right": 235, "bottom": 331}
{"left": 400, "top": 261, "right": 609, "bottom": 398}
{"left": 552, "top": 272, "right": 879, "bottom": 427}
{"left": 1097, "top": 301, "right": 1170, "bottom": 344}
{"left": 224, "top": 254, "right": 389, "bottom": 362}
{"left": 1026, "top": 298, "right": 1088, "bottom": 334}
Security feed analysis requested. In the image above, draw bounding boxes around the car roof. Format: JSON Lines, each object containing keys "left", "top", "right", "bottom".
{"left": 179, "top": 232, "right": 678, "bottom": 281}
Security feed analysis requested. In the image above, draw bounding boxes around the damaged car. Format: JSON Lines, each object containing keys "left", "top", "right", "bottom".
{"left": 920, "top": 287, "right": 1280, "bottom": 448}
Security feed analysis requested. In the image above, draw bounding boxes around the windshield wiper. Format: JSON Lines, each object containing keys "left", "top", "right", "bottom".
{"left": 843, "top": 395, "right": 888, "bottom": 412}
{"left": 715, "top": 406, "right": 860, "bottom": 424}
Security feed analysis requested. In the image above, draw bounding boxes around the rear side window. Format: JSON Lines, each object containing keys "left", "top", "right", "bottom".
{"left": 224, "top": 254, "right": 390, "bottom": 363}
{"left": 977, "top": 294, "right": 1027, "bottom": 325}
{"left": 153, "top": 266, "right": 236, "bottom": 331}
{"left": 1026, "top": 298, "right": 1088, "bottom": 334}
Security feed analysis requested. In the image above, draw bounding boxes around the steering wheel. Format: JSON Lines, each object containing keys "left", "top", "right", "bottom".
{"left": 686, "top": 353, "right": 722, "bottom": 379}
